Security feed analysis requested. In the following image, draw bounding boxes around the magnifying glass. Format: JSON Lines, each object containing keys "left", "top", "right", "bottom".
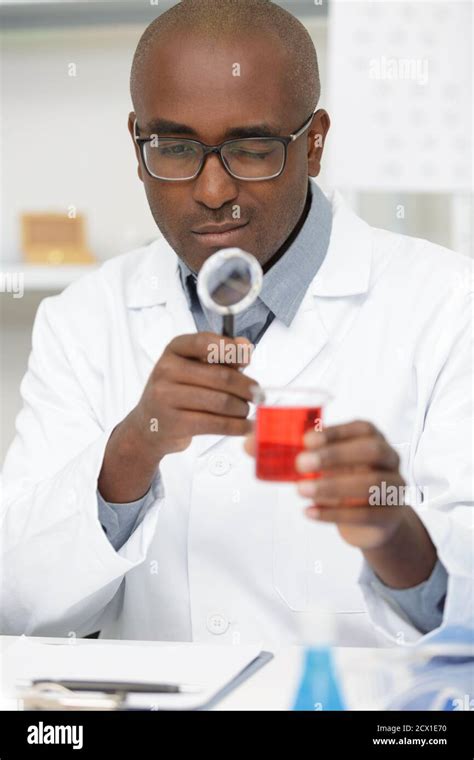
{"left": 196, "top": 248, "right": 263, "bottom": 337}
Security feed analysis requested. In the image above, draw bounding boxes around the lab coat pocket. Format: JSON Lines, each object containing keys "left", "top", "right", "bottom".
{"left": 272, "top": 483, "right": 311, "bottom": 611}
{"left": 271, "top": 491, "right": 367, "bottom": 614}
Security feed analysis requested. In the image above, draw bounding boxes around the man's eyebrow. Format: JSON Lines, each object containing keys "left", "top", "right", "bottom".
{"left": 225, "top": 123, "right": 282, "bottom": 139}
{"left": 142, "top": 118, "right": 282, "bottom": 139}
{"left": 144, "top": 118, "right": 198, "bottom": 136}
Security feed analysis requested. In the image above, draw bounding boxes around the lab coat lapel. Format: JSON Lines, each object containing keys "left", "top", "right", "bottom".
{"left": 245, "top": 190, "right": 373, "bottom": 387}
{"left": 126, "top": 238, "right": 197, "bottom": 370}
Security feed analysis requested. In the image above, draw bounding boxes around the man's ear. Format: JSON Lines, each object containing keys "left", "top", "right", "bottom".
{"left": 307, "top": 109, "right": 330, "bottom": 178}
{"left": 128, "top": 111, "right": 144, "bottom": 182}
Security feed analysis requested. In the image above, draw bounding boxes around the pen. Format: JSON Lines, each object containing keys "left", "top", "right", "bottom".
{"left": 31, "top": 679, "right": 203, "bottom": 694}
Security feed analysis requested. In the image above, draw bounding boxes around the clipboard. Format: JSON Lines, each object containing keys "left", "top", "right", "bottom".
{"left": 7, "top": 639, "right": 273, "bottom": 711}
{"left": 124, "top": 651, "right": 274, "bottom": 711}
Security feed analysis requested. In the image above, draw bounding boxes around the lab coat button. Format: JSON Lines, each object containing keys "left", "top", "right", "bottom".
{"left": 206, "top": 614, "right": 229, "bottom": 635}
{"left": 208, "top": 454, "right": 231, "bottom": 476}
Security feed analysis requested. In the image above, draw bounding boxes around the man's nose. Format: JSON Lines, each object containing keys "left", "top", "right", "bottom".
{"left": 192, "top": 152, "right": 239, "bottom": 209}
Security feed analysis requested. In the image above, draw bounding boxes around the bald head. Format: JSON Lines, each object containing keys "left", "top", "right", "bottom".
{"left": 127, "top": 0, "right": 330, "bottom": 273}
{"left": 130, "top": 0, "right": 320, "bottom": 118}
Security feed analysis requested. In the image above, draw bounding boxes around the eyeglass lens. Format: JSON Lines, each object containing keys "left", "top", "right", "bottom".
{"left": 143, "top": 138, "right": 285, "bottom": 179}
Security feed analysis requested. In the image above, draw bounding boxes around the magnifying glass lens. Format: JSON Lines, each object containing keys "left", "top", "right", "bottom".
{"left": 196, "top": 248, "right": 263, "bottom": 337}
{"left": 209, "top": 261, "right": 252, "bottom": 307}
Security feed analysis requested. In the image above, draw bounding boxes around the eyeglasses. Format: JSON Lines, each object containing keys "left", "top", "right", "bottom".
{"left": 133, "top": 108, "right": 317, "bottom": 182}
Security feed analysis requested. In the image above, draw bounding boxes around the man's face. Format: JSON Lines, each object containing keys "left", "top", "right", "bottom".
{"left": 129, "top": 31, "right": 329, "bottom": 272}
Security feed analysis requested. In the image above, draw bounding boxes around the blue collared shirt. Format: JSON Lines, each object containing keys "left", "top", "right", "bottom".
{"left": 98, "top": 180, "right": 447, "bottom": 635}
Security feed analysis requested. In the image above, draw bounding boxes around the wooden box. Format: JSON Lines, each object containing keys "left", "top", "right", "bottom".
{"left": 21, "top": 213, "right": 95, "bottom": 264}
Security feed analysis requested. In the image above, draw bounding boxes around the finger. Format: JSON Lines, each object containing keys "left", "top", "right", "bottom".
{"left": 182, "top": 410, "right": 254, "bottom": 438}
{"left": 233, "top": 337, "right": 255, "bottom": 367}
{"left": 171, "top": 385, "right": 250, "bottom": 418}
{"left": 167, "top": 332, "right": 254, "bottom": 367}
{"left": 304, "top": 506, "right": 400, "bottom": 525}
{"left": 302, "top": 429, "right": 327, "bottom": 449}
{"left": 304, "top": 420, "right": 382, "bottom": 449}
{"left": 171, "top": 355, "right": 259, "bottom": 402}
{"left": 297, "top": 471, "right": 405, "bottom": 506}
{"left": 296, "top": 436, "right": 399, "bottom": 474}
{"left": 243, "top": 432, "right": 256, "bottom": 457}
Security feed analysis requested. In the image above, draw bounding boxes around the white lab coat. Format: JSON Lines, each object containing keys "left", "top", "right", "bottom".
{"left": 1, "top": 191, "right": 473, "bottom": 650}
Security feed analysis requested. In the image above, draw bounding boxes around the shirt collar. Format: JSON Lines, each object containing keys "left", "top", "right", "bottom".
{"left": 177, "top": 178, "right": 332, "bottom": 327}
{"left": 125, "top": 189, "right": 373, "bottom": 310}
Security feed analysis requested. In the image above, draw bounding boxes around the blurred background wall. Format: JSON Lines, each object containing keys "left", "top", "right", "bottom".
{"left": 1, "top": 0, "right": 472, "bottom": 460}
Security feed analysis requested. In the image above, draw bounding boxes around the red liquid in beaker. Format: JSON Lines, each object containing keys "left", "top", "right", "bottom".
{"left": 255, "top": 406, "right": 323, "bottom": 481}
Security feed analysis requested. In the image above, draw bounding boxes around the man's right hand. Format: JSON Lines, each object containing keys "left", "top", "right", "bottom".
{"left": 131, "top": 331, "right": 257, "bottom": 457}
{"left": 98, "top": 332, "right": 257, "bottom": 502}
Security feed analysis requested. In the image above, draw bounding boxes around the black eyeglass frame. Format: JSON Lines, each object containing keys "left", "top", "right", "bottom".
{"left": 133, "top": 107, "right": 318, "bottom": 182}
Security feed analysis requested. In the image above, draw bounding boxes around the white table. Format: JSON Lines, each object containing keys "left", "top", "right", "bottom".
{"left": 0, "top": 635, "right": 394, "bottom": 710}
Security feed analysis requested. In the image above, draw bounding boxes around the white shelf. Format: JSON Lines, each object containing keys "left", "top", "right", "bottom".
{"left": 1, "top": 264, "right": 98, "bottom": 292}
{"left": 1, "top": 1, "right": 327, "bottom": 29}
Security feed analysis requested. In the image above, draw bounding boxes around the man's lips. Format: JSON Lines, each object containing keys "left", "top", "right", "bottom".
{"left": 191, "top": 221, "right": 249, "bottom": 246}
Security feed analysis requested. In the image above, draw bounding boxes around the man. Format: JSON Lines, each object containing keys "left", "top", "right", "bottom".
{"left": 1, "top": 0, "right": 472, "bottom": 648}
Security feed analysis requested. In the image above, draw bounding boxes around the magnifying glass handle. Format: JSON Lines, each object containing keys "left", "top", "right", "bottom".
{"left": 222, "top": 314, "right": 234, "bottom": 338}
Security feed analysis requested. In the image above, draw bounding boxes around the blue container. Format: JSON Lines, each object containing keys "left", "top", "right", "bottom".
{"left": 293, "top": 647, "right": 345, "bottom": 711}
